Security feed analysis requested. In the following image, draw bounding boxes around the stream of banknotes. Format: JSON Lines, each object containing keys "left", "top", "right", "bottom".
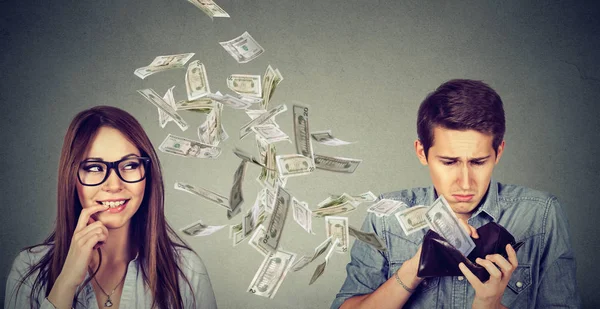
{"left": 132, "top": 0, "right": 473, "bottom": 300}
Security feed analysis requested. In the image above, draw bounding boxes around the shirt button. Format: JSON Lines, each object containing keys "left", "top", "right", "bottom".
{"left": 458, "top": 276, "right": 464, "bottom": 281}
{"left": 516, "top": 281, "right": 523, "bottom": 288}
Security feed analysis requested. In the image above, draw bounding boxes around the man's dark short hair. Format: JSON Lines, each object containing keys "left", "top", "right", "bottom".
{"left": 417, "top": 79, "right": 506, "bottom": 160}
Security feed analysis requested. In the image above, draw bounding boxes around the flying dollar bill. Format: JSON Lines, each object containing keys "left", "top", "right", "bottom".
{"left": 252, "top": 124, "right": 290, "bottom": 144}
{"left": 313, "top": 193, "right": 359, "bottom": 218}
{"left": 325, "top": 216, "right": 350, "bottom": 253}
{"left": 263, "top": 186, "right": 291, "bottom": 251}
{"left": 291, "top": 236, "right": 333, "bottom": 272}
{"left": 180, "top": 219, "right": 225, "bottom": 237}
{"left": 227, "top": 74, "right": 262, "bottom": 98}
{"left": 348, "top": 226, "right": 387, "bottom": 251}
{"left": 425, "top": 195, "right": 476, "bottom": 256}
{"left": 220, "top": 32, "right": 265, "bottom": 63}
{"left": 228, "top": 160, "right": 247, "bottom": 219}
{"left": 248, "top": 225, "right": 271, "bottom": 256}
{"left": 159, "top": 134, "right": 221, "bottom": 159}
{"left": 158, "top": 86, "right": 177, "bottom": 128}
{"left": 367, "top": 199, "right": 405, "bottom": 216}
{"left": 292, "top": 104, "right": 314, "bottom": 162}
{"left": 185, "top": 60, "right": 211, "bottom": 101}
{"left": 134, "top": 53, "right": 194, "bottom": 79}
{"left": 308, "top": 238, "right": 339, "bottom": 285}
{"left": 239, "top": 104, "right": 287, "bottom": 139}
{"left": 275, "top": 154, "right": 315, "bottom": 178}
{"left": 314, "top": 154, "right": 362, "bottom": 173}
{"left": 395, "top": 205, "right": 429, "bottom": 235}
{"left": 311, "top": 130, "right": 355, "bottom": 146}
{"left": 247, "top": 249, "right": 296, "bottom": 299}
{"left": 173, "top": 182, "right": 230, "bottom": 210}
{"left": 138, "top": 88, "right": 189, "bottom": 131}
{"left": 291, "top": 197, "right": 313, "bottom": 234}
{"left": 186, "top": 0, "right": 230, "bottom": 18}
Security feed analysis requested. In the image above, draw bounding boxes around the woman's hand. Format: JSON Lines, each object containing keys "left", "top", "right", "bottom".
{"left": 58, "top": 204, "right": 109, "bottom": 288}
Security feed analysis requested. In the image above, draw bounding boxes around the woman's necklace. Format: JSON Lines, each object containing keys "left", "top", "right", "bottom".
{"left": 90, "top": 268, "right": 128, "bottom": 307}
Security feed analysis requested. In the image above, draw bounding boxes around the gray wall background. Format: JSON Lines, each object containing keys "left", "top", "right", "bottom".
{"left": 1, "top": 0, "right": 599, "bottom": 308}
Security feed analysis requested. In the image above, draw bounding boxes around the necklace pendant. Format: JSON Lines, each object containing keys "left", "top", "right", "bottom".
{"left": 104, "top": 297, "right": 113, "bottom": 307}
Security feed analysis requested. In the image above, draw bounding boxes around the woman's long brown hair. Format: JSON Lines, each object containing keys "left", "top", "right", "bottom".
{"left": 11, "top": 106, "right": 197, "bottom": 308}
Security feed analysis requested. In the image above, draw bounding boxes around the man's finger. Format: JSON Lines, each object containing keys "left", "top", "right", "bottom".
{"left": 485, "top": 254, "right": 514, "bottom": 277}
{"left": 459, "top": 220, "right": 479, "bottom": 239}
{"left": 458, "top": 262, "right": 482, "bottom": 289}
{"left": 476, "top": 257, "right": 502, "bottom": 280}
{"left": 506, "top": 244, "right": 518, "bottom": 267}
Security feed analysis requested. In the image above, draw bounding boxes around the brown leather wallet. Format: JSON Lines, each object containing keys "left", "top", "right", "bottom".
{"left": 417, "top": 222, "right": 524, "bottom": 282}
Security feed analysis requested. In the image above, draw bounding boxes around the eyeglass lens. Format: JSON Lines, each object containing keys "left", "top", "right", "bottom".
{"left": 79, "top": 158, "right": 146, "bottom": 186}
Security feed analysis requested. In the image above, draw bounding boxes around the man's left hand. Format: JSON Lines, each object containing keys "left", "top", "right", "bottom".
{"left": 458, "top": 244, "right": 518, "bottom": 309}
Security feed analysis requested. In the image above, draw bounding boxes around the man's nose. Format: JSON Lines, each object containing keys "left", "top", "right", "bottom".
{"left": 457, "top": 164, "right": 471, "bottom": 190}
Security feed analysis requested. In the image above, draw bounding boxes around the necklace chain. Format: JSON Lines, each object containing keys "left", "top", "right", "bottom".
{"left": 90, "top": 267, "right": 127, "bottom": 307}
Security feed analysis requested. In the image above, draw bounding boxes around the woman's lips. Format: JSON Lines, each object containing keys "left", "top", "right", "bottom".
{"left": 453, "top": 195, "right": 474, "bottom": 202}
{"left": 103, "top": 200, "right": 129, "bottom": 213}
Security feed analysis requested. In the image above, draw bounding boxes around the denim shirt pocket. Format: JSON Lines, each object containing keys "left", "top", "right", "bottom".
{"left": 502, "top": 264, "right": 532, "bottom": 307}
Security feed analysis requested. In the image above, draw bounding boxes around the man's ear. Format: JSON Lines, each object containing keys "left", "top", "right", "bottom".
{"left": 494, "top": 140, "right": 506, "bottom": 164}
{"left": 415, "top": 140, "right": 428, "bottom": 165}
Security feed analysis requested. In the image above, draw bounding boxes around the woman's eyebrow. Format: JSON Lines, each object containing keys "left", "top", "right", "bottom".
{"left": 83, "top": 153, "right": 139, "bottom": 161}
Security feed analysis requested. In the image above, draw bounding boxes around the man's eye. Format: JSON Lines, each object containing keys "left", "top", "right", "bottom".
{"left": 442, "top": 161, "right": 456, "bottom": 166}
{"left": 472, "top": 161, "right": 486, "bottom": 166}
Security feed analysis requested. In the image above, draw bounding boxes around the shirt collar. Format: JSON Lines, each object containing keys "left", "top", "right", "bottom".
{"left": 427, "top": 178, "right": 500, "bottom": 221}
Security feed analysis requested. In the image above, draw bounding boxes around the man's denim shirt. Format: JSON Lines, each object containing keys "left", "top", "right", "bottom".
{"left": 331, "top": 179, "right": 581, "bottom": 308}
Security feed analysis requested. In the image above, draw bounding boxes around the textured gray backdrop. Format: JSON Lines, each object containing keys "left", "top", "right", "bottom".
{"left": 1, "top": 0, "right": 599, "bottom": 308}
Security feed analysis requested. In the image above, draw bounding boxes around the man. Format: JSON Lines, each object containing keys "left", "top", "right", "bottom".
{"left": 331, "top": 79, "right": 581, "bottom": 308}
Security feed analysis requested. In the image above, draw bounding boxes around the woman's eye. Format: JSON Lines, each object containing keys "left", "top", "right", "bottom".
{"left": 83, "top": 165, "right": 104, "bottom": 172}
{"left": 122, "top": 162, "right": 140, "bottom": 170}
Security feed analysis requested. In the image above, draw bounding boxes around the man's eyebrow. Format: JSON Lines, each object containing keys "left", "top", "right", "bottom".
{"left": 436, "top": 155, "right": 492, "bottom": 161}
{"left": 84, "top": 153, "right": 139, "bottom": 161}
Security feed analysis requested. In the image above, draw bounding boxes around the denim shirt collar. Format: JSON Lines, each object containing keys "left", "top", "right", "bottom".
{"left": 427, "top": 178, "right": 500, "bottom": 221}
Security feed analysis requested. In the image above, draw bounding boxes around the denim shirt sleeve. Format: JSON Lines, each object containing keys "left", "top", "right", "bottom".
{"left": 4, "top": 250, "right": 56, "bottom": 309}
{"left": 330, "top": 212, "right": 388, "bottom": 309}
{"left": 535, "top": 197, "right": 581, "bottom": 308}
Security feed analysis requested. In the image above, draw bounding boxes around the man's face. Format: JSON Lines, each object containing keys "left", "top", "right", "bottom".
{"left": 415, "top": 126, "right": 504, "bottom": 220}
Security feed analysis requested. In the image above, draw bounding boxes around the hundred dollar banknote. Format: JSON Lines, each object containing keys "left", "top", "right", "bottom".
{"left": 220, "top": 32, "right": 265, "bottom": 63}
{"left": 186, "top": 0, "right": 230, "bottom": 18}
{"left": 185, "top": 60, "right": 211, "bottom": 101}
{"left": 137, "top": 88, "right": 189, "bottom": 131}
{"left": 263, "top": 186, "right": 291, "bottom": 251}
{"left": 425, "top": 195, "right": 476, "bottom": 256}
{"left": 348, "top": 226, "right": 387, "bottom": 251}
{"left": 180, "top": 219, "right": 225, "bottom": 237}
{"left": 395, "top": 205, "right": 429, "bottom": 236}
{"left": 314, "top": 154, "right": 361, "bottom": 173}
{"left": 159, "top": 134, "right": 221, "bottom": 159}
{"left": 134, "top": 53, "right": 194, "bottom": 79}
{"left": 247, "top": 249, "right": 296, "bottom": 299}
{"left": 325, "top": 216, "right": 350, "bottom": 253}
{"left": 174, "top": 182, "right": 230, "bottom": 210}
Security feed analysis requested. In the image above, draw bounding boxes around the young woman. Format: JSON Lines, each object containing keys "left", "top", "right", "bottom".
{"left": 4, "top": 106, "right": 218, "bottom": 309}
